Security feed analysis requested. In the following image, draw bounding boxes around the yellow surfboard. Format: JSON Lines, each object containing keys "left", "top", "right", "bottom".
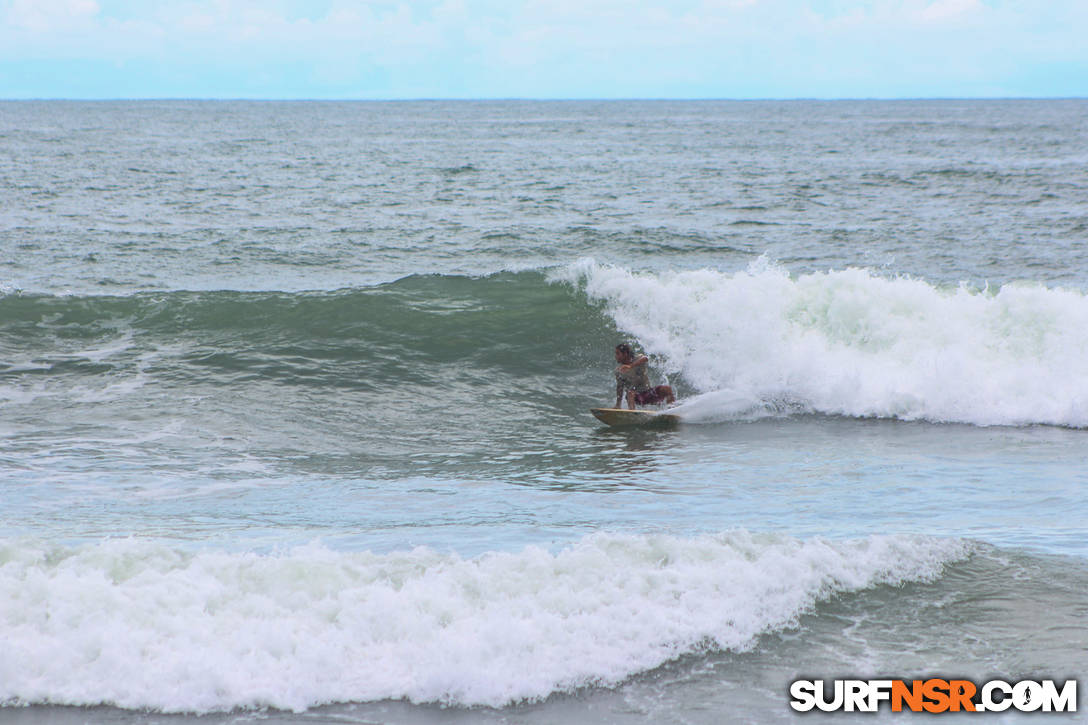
{"left": 590, "top": 407, "right": 680, "bottom": 427}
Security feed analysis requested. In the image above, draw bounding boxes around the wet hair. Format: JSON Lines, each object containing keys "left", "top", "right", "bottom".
{"left": 615, "top": 343, "right": 634, "bottom": 361}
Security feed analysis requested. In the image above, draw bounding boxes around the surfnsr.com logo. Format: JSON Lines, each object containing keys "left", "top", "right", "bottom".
{"left": 789, "top": 679, "right": 1077, "bottom": 713}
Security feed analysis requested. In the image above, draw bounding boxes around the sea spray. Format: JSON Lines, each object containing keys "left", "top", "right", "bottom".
{"left": 557, "top": 259, "right": 1088, "bottom": 427}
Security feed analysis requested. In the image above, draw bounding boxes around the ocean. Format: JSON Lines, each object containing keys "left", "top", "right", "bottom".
{"left": 1, "top": 99, "right": 1086, "bottom": 723}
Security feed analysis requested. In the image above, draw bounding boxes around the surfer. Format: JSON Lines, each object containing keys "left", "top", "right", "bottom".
{"left": 614, "top": 343, "right": 675, "bottom": 409}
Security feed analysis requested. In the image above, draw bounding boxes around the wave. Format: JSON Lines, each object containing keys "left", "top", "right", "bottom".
{"left": 556, "top": 259, "right": 1088, "bottom": 427}
{"left": 0, "top": 532, "right": 967, "bottom": 713}
{"left": 7, "top": 261, "right": 1088, "bottom": 427}
{"left": 0, "top": 272, "right": 615, "bottom": 390}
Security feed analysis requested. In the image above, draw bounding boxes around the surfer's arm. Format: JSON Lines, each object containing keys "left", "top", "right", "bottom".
{"left": 616, "top": 357, "right": 648, "bottom": 373}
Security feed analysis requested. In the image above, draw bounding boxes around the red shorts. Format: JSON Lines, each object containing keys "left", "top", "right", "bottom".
{"left": 633, "top": 386, "right": 670, "bottom": 405}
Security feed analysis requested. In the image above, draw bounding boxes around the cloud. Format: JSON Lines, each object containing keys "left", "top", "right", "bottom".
{"left": 916, "top": 0, "right": 984, "bottom": 24}
{"left": 7, "top": 0, "right": 100, "bottom": 31}
{"left": 0, "top": 0, "right": 1086, "bottom": 97}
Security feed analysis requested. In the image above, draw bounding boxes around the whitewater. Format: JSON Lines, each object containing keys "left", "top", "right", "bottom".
{"left": 1, "top": 533, "right": 968, "bottom": 712}
{"left": 562, "top": 259, "right": 1088, "bottom": 428}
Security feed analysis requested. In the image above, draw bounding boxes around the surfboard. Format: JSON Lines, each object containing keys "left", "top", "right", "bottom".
{"left": 590, "top": 407, "right": 680, "bottom": 427}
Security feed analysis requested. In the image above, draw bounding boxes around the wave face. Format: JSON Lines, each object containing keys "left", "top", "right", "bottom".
{"left": 0, "top": 271, "right": 613, "bottom": 392}
{"left": 559, "top": 259, "right": 1088, "bottom": 427}
{"left": 6, "top": 263, "right": 1088, "bottom": 430}
{"left": 0, "top": 532, "right": 967, "bottom": 712}
{"left": 0, "top": 272, "right": 604, "bottom": 384}
{"left": 8, "top": 260, "right": 1088, "bottom": 448}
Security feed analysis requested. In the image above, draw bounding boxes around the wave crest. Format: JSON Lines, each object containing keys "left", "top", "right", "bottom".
{"left": 0, "top": 532, "right": 967, "bottom": 712}
{"left": 558, "top": 259, "right": 1088, "bottom": 427}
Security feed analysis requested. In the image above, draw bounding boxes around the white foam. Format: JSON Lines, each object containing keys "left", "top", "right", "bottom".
{"left": 558, "top": 259, "right": 1088, "bottom": 427}
{"left": 0, "top": 532, "right": 967, "bottom": 713}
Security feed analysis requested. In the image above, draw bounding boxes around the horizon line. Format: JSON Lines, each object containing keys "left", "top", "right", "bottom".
{"left": 2, "top": 95, "right": 1086, "bottom": 103}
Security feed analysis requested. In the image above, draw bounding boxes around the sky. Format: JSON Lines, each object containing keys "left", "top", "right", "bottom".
{"left": 1, "top": 0, "right": 1086, "bottom": 99}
